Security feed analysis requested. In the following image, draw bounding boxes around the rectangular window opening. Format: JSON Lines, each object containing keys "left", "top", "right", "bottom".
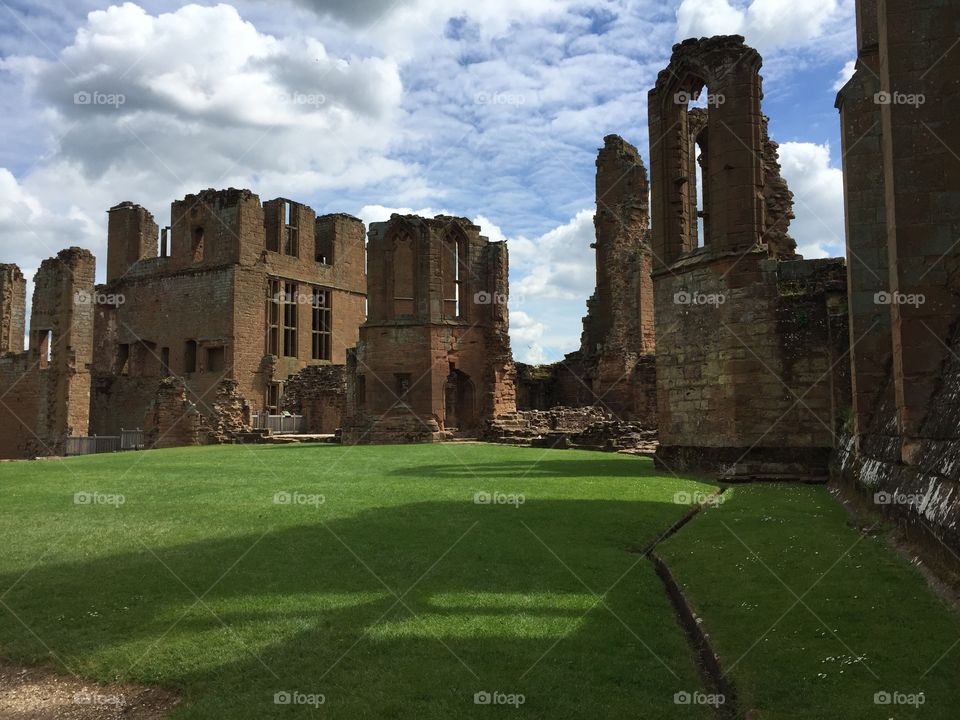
{"left": 283, "top": 201, "right": 298, "bottom": 257}
{"left": 207, "top": 346, "right": 225, "bottom": 373}
{"left": 283, "top": 281, "right": 298, "bottom": 358}
{"left": 312, "top": 288, "right": 332, "bottom": 361}
{"left": 268, "top": 279, "right": 281, "bottom": 356}
{"left": 184, "top": 340, "right": 198, "bottom": 374}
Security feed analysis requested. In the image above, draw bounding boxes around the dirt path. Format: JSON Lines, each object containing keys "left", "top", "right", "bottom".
{"left": 0, "top": 660, "right": 178, "bottom": 719}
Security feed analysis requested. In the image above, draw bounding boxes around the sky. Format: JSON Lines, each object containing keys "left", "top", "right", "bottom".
{"left": 0, "top": 0, "right": 857, "bottom": 363}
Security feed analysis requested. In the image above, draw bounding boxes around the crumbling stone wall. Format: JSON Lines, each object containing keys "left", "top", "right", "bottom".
{"left": 0, "top": 265, "right": 26, "bottom": 356}
{"left": 517, "top": 135, "right": 658, "bottom": 422}
{"left": 833, "top": 0, "right": 960, "bottom": 556}
{"left": 0, "top": 249, "right": 95, "bottom": 458}
{"left": 342, "top": 214, "right": 516, "bottom": 444}
{"left": 144, "top": 377, "right": 208, "bottom": 449}
{"left": 92, "top": 188, "right": 366, "bottom": 439}
{"left": 281, "top": 364, "right": 346, "bottom": 434}
{"left": 648, "top": 37, "right": 851, "bottom": 477}
{"left": 654, "top": 255, "right": 849, "bottom": 476}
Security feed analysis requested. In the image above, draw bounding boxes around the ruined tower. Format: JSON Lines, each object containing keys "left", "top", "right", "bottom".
{"left": 648, "top": 36, "right": 850, "bottom": 477}
{"left": 0, "top": 264, "right": 26, "bottom": 355}
{"left": 107, "top": 202, "right": 159, "bottom": 282}
{"left": 342, "top": 215, "right": 516, "bottom": 443}
{"left": 0, "top": 249, "right": 95, "bottom": 458}
{"left": 582, "top": 134, "right": 654, "bottom": 358}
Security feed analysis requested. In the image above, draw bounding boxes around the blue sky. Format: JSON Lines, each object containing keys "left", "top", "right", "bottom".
{"left": 0, "top": 0, "right": 857, "bottom": 362}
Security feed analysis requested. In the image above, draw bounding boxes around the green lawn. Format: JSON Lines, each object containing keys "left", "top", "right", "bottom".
{"left": 659, "top": 484, "right": 960, "bottom": 719}
{"left": 0, "top": 444, "right": 719, "bottom": 719}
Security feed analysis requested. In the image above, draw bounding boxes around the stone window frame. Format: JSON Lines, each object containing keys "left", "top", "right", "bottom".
{"left": 311, "top": 287, "right": 332, "bottom": 361}
{"left": 282, "top": 281, "right": 298, "bottom": 358}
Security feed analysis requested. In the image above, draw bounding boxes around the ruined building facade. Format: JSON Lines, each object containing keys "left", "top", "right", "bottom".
{"left": 342, "top": 215, "right": 516, "bottom": 444}
{"left": 834, "top": 0, "right": 960, "bottom": 557}
{"left": 648, "top": 36, "right": 851, "bottom": 478}
{"left": 515, "top": 135, "right": 657, "bottom": 424}
{"left": 0, "top": 189, "right": 367, "bottom": 458}
{"left": 90, "top": 190, "right": 366, "bottom": 441}
{"left": 0, "top": 250, "right": 95, "bottom": 458}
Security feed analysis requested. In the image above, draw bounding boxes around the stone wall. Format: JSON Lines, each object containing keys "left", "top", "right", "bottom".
{"left": 92, "top": 188, "right": 367, "bottom": 440}
{"left": 516, "top": 135, "right": 658, "bottom": 423}
{"left": 0, "top": 264, "right": 26, "bottom": 356}
{"left": 342, "top": 214, "right": 516, "bottom": 444}
{"left": 281, "top": 364, "right": 347, "bottom": 434}
{"left": 653, "top": 254, "right": 849, "bottom": 476}
{"left": 647, "top": 36, "right": 850, "bottom": 478}
{"left": 832, "top": 0, "right": 960, "bottom": 556}
{"left": 0, "top": 249, "right": 95, "bottom": 458}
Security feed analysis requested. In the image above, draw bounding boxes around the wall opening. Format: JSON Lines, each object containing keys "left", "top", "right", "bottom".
{"left": 284, "top": 201, "right": 299, "bottom": 257}
{"left": 395, "top": 373, "right": 412, "bottom": 400}
{"left": 355, "top": 374, "right": 366, "bottom": 409}
{"left": 161, "top": 347, "right": 171, "bottom": 376}
{"left": 35, "top": 329, "right": 53, "bottom": 369}
{"left": 267, "top": 278, "right": 281, "bottom": 356}
{"left": 184, "top": 340, "right": 198, "bottom": 374}
{"left": 266, "top": 383, "right": 280, "bottom": 414}
{"left": 283, "top": 281, "right": 298, "bottom": 357}
{"left": 192, "top": 227, "right": 205, "bottom": 263}
{"left": 207, "top": 346, "right": 225, "bottom": 373}
{"left": 393, "top": 235, "right": 415, "bottom": 317}
{"left": 312, "top": 288, "right": 332, "bottom": 361}
{"left": 115, "top": 342, "right": 130, "bottom": 376}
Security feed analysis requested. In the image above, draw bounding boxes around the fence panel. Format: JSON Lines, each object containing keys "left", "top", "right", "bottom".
{"left": 253, "top": 413, "right": 306, "bottom": 434}
{"left": 65, "top": 436, "right": 122, "bottom": 456}
{"left": 121, "top": 429, "right": 145, "bottom": 450}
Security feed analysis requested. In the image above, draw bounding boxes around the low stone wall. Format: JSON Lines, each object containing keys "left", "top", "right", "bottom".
{"left": 341, "top": 406, "right": 443, "bottom": 445}
{"left": 281, "top": 365, "right": 347, "bottom": 434}
{"left": 486, "top": 407, "right": 657, "bottom": 452}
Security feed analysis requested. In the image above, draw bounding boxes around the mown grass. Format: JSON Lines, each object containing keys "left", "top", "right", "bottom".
{"left": 659, "top": 484, "right": 960, "bottom": 719}
{"left": 0, "top": 443, "right": 719, "bottom": 719}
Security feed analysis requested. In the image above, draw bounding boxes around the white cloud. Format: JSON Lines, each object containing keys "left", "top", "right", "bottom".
{"left": 512, "top": 210, "right": 595, "bottom": 301}
{"left": 510, "top": 310, "right": 548, "bottom": 364}
{"left": 833, "top": 58, "right": 856, "bottom": 91}
{"left": 677, "top": 0, "right": 846, "bottom": 52}
{"left": 2, "top": 3, "right": 408, "bottom": 216}
{"left": 777, "top": 141, "right": 845, "bottom": 259}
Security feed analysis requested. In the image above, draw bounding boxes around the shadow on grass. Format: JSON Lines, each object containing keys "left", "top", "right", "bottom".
{"left": 0, "top": 497, "right": 710, "bottom": 720}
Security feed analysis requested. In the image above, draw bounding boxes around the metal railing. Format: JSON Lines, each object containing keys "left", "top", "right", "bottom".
{"left": 253, "top": 413, "right": 306, "bottom": 434}
{"left": 65, "top": 436, "right": 121, "bottom": 456}
{"left": 65, "top": 428, "right": 145, "bottom": 456}
{"left": 121, "top": 429, "right": 145, "bottom": 450}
